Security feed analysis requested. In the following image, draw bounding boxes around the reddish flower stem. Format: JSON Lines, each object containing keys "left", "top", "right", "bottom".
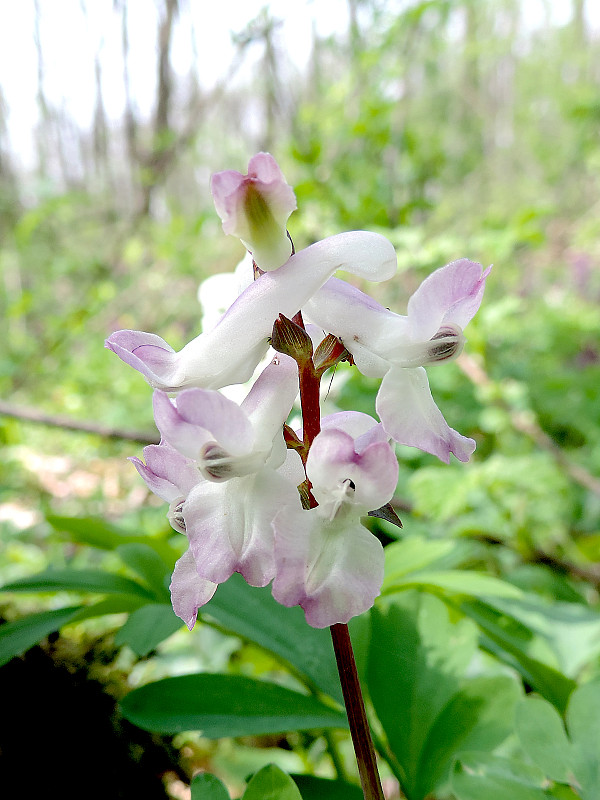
{"left": 293, "top": 309, "right": 385, "bottom": 800}
{"left": 331, "top": 623, "right": 385, "bottom": 800}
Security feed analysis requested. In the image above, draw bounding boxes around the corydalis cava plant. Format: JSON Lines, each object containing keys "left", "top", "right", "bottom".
{"left": 106, "top": 152, "right": 490, "bottom": 630}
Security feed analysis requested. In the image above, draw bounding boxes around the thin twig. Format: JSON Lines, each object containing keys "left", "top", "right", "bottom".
{"left": 0, "top": 400, "right": 158, "bottom": 444}
{"left": 458, "top": 353, "right": 600, "bottom": 496}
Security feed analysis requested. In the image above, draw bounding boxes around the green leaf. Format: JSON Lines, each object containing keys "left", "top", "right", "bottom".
{"left": 202, "top": 573, "right": 342, "bottom": 704}
{"left": 46, "top": 514, "right": 132, "bottom": 547}
{"left": 451, "top": 752, "right": 549, "bottom": 800}
{"left": 367, "top": 593, "right": 519, "bottom": 800}
{"left": 461, "top": 599, "right": 576, "bottom": 713}
{"left": 515, "top": 681, "right": 600, "bottom": 800}
{"left": 119, "top": 673, "right": 348, "bottom": 737}
{"left": 117, "top": 543, "right": 172, "bottom": 601}
{"left": 516, "top": 695, "right": 572, "bottom": 782}
{"left": 243, "top": 764, "right": 302, "bottom": 800}
{"left": 1, "top": 569, "right": 155, "bottom": 600}
{"left": 383, "top": 536, "right": 471, "bottom": 582}
{"left": 566, "top": 678, "right": 600, "bottom": 800}
{"left": 114, "top": 603, "right": 182, "bottom": 656}
{"left": 291, "top": 774, "right": 363, "bottom": 799}
{"left": 383, "top": 569, "right": 523, "bottom": 600}
{"left": 487, "top": 596, "right": 600, "bottom": 678}
{"left": 190, "top": 772, "right": 231, "bottom": 800}
{"left": 47, "top": 514, "right": 177, "bottom": 563}
{"left": 68, "top": 594, "right": 148, "bottom": 620}
{"left": 0, "top": 606, "right": 83, "bottom": 667}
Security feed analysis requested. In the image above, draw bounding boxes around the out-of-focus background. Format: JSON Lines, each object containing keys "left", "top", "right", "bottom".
{"left": 1, "top": 1, "right": 599, "bottom": 797}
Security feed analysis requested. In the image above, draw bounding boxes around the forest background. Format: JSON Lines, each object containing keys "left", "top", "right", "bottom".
{"left": 1, "top": 1, "right": 600, "bottom": 799}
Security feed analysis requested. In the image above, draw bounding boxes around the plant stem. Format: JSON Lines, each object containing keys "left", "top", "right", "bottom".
{"left": 293, "top": 307, "right": 385, "bottom": 799}
{"left": 330, "top": 623, "right": 385, "bottom": 800}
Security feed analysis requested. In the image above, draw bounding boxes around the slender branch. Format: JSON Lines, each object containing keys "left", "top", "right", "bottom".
{"left": 0, "top": 400, "right": 158, "bottom": 444}
{"left": 330, "top": 624, "right": 385, "bottom": 800}
{"left": 458, "top": 352, "right": 600, "bottom": 496}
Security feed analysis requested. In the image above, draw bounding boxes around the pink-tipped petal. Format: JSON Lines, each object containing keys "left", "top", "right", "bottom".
{"left": 169, "top": 548, "right": 218, "bottom": 630}
{"left": 210, "top": 153, "right": 296, "bottom": 270}
{"left": 306, "top": 428, "right": 398, "bottom": 514}
{"left": 105, "top": 330, "right": 179, "bottom": 389}
{"left": 155, "top": 388, "right": 254, "bottom": 459}
{"left": 129, "top": 442, "right": 200, "bottom": 501}
{"left": 407, "top": 259, "right": 492, "bottom": 342}
{"left": 272, "top": 505, "right": 384, "bottom": 628}
{"left": 376, "top": 366, "right": 476, "bottom": 463}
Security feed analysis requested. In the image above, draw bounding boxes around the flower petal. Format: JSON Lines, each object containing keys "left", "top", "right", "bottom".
{"left": 306, "top": 428, "right": 398, "bottom": 514}
{"left": 169, "top": 548, "right": 217, "bottom": 630}
{"left": 129, "top": 442, "right": 200, "bottom": 501}
{"left": 183, "top": 469, "right": 299, "bottom": 587}
{"left": 210, "top": 153, "right": 297, "bottom": 270}
{"left": 305, "top": 277, "right": 405, "bottom": 377}
{"left": 154, "top": 388, "right": 254, "bottom": 459}
{"left": 105, "top": 330, "right": 180, "bottom": 389}
{"left": 407, "top": 259, "right": 492, "bottom": 342}
{"left": 106, "top": 233, "right": 398, "bottom": 392}
{"left": 376, "top": 366, "right": 476, "bottom": 463}
{"left": 272, "top": 505, "right": 384, "bottom": 628}
{"left": 240, "top": 354, "right": 298, "bottom": 453}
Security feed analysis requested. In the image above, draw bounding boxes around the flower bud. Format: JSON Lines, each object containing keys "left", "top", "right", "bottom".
{"left": 271, "top": 314, "right": 314, "bottom": 365}
{"left": 313, "top": 334, "right": 350, "bottom": 374}
{"left": 210, "top": 152, "right": 297, "bottom": 271}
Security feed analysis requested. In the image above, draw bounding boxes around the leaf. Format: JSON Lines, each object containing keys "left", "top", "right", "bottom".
{"left": 420, "top": 675, "right": 521, "bottom": 792}
{"left": 383, "top": 569, "right": 523, "bottom": 600}
{"left": 1, "top": 569, "right": 156, "bottom": 601}
{"left": 451, "top": 752, "right": 549, "bottom": 800}
{"left": 190, "top": 772, "right": 231, "bottom": 800}
{"left": 119, "top": 673, "right": 348, "bottom": 737}
{"left": 0, "top": 606, "right": 83, "bottom": 667}
{"left": 367, "top": 593, "right": 519, "bottom": 800}
{"left": 117, "top": 543, "right": 172, "bottom": 601}
{"left": 488, "top": 595, "right": 600, "bottom": 678}
{"left": 243, "top": 764, "right": 302, "bottom": 800}
{"left": 515, "top": 695, "right": 572, "bottom": 782}
{"left": 461, "top": 599, "right": 576, "bottom": 713}
{"left": 515, "top": 681, "right": 600, "bottom": 800}
{"left": 114, "top": 603, "right": 182, "bottom": 656}
{"left": 383, "top": 536, "right": 470, "bottom": 582}
{"left": 566, "top": 678, "right": 600, "bottom": 800}
{"left": 46, "top": 514, "right": 177, "bottom": 563}
{"left": 291, "top": 774, "right": 363, "bottom": 799}
{"left": 202, "top": 573, "right": 342, "bottom": 704}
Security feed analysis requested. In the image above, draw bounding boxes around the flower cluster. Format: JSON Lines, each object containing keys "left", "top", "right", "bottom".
{"left": 106, "top": 153, "right": 490, "bottom": 629}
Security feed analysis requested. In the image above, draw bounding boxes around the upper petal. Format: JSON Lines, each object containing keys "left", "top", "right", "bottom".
{"left": 154, "top": 388, "right": 255, "bottom": 459}
{"left": 407, "top": 259, "right": 492, "bottom": 342}
{"left": 240, "top": 353, "right": 298, "bottom": 453}
{"left": 210, "top": 153, "right": 296, "bottom": 270}
{"left": 106, "top": 232, "right": 398, "bottom": 392}
{"left": 306, "top": 428, "right": 398, "bottom": 514}
{"left": 304, "top": 277, "right": 405, "bottom": 377}
{"left": 376, "top": 366, "right": 476, "bottom": 463}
